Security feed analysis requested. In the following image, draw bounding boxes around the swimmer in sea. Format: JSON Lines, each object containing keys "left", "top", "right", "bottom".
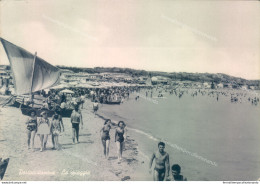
{"left": 149, "top": 142, "right": 170, "bottom": 181}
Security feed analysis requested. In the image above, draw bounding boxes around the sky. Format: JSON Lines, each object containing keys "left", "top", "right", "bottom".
{"left": 0, "top": 0, "right": 259, "bottom": 79}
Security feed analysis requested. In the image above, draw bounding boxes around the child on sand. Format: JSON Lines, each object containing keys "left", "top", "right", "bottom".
{"left": 170, "top": 164, "right": 187, "bottom": 181}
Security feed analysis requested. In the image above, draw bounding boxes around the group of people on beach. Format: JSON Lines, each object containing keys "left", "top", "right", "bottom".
{"left": 25, "top": 109, "right": 64, "bottom": 152}
{"left": 100, "top": 119, "right": 127, "bottom": 162}
{"left": 99, "top": 117, "right": 187, "bottom": 181}
{"left": 25, "top": 103, "right": 84, "bottom": 152}
{"left": 25, "top": 103, "right": 127, "bottom": 166}
{"left": 149, "top": 142, "right": 187, "bottom": 181}
{"left": 23, "top": 84, "right": 260, "bottom": 181}
{"left": 24, "top": 85, "right": 140, "bottom": 153}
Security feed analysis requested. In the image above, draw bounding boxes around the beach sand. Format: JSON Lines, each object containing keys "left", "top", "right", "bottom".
{"left": 0, "top": 99, "right": 151, "bottom": 181}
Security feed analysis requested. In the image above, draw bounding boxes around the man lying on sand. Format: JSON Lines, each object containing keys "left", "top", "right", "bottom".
{"left": 149, "top": 142, "right": 170, "bottom": 181}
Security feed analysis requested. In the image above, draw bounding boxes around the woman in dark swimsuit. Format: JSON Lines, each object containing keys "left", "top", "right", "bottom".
{"left": 115, "top": 121, "right": 126, "bottom": 162}
{"left": 25, "top": 110, "right": 37, "bottom": 150}
{"left": 100, "top": 119, "right": 111, "bottom": 159}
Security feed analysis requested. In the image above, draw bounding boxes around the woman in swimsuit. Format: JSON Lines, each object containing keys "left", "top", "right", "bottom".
{"left": 37, "top": 111, "right": 51, "bottom": 152}
{"left": 100, "top": 119, "right": 111, "bottom": 159}
{"left": 115, "top": 121, "right": 126, "bottom": 162}
{"left": 25, "top": 110, "right": 37, "bottom": 150}
{"left": 51, "top": 110, "right": 64, "bottom": 150}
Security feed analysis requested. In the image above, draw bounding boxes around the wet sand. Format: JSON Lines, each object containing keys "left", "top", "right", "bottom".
{"left": 0, "top": 99, "right": 150, "bottom": 181}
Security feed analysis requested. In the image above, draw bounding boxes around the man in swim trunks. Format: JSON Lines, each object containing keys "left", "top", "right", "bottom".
{"left": 149, "top": 142, "right": 170, "bottom": 181}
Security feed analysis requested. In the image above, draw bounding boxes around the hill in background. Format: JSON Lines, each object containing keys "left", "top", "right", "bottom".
{"left": 57, "top": 66, "right": 260, "bottom": 87}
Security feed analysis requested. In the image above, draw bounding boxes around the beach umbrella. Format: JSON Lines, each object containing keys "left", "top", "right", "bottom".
{"left": 60, "top": 89, "right": 74, "bottom": 94}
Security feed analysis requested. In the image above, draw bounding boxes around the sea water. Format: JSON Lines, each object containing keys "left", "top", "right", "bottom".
{"left": 98, "top": 88, "right": 260, "bottom": 181}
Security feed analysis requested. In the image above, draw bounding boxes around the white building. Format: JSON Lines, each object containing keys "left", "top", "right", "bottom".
{"left": 217, "top": 83, "right": 224, "bottom": 88}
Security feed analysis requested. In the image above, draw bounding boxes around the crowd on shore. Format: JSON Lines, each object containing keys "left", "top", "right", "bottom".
{"left": 19, "top": 86, "right": 149, "bottom": 111}
{"left": 21, "top": 85, "right": 191, "bottom": 181}
{"left": 3, "top": 84, "right": 259, "bottom": 181}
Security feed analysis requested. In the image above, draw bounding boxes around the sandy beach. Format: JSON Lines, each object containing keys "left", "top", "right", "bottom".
{"left": 0, "top": 99, "right": 150, "bottom": 181}
{"left": 1, "top": 88, "right": 260, "bottom": 181}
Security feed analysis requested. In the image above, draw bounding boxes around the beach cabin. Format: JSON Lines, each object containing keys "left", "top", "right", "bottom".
{"left": 217, "top": 83, "right": 224, "bottom": 89}
{"left": 151, "top": 76, "right": 169, "bottom": 85}
{"left": 124, "top": 77, "right": 134, "bottom": 83}
{"left": 138, "top": 76, "right": 148, "bottom": 84}
{"left": 86, "top": 74, "right": 102, "bottom": 81}
{"left": 203, "top": 82, "right": 210, "bottom": 89}
{"left": 249, "top": 86, "right": 255, "bottom": 90}
{"left": 241, "top": 85, "right": 248, "bottom": 90}
{"left": 101, "top": 73, "right": 111, "bottom": 79}
{"left": 192, "top": 82, "right": 201, "bottom": 88}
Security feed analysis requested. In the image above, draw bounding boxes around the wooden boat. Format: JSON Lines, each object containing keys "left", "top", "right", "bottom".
{"left": 9, "top": 100, "right": 21, "bottom": 108}
{"left": 4, "top": 96, "right": 21, "bottom": 108}
{"left": 0, "top": 158, "right": 9, "bottom": 180}
{"left": 105, "top": 96, "right": 122, "bottom": 105}
{"left": 106, "top": 100, "right": 121, "bottom": 105}
{"left": 0, "top": 94, "right": 11, "bottom": 104}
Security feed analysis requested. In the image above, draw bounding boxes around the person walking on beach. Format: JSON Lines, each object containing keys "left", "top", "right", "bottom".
{"left": 149, "top": 142, "right": 170, "bottom": 181}
{"left": 25, "top": 110, "right": 37, "bottom": 150}
{"left": 37, "top": 111, "right": 51, "bottom": 152}
{"left": 93, "top": 100, "right": 99, "bottom": 117}
{"left": 100, "top": 119, "right": 111, "bottom": 159}
{"left": 51, "top": 110, "right": 64, "bottom": 150}
{"left": 115, "top": 121, "right": 126, "bottom": 162}
{"left": 80, "top": 94, "right": 85, "bottom": 109}
{"left": 70, "top": 105, "right": 83, "bottom": 144}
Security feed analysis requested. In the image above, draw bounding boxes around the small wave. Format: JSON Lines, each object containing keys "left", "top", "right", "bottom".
{"left": 127, "top": 127, "right": 159, "bottom": 142}
{"left": 125, "top": 127, "right": 218, "bottom": 167}
{"left": 96, "top": 111, "right": 218, "bottom": 167}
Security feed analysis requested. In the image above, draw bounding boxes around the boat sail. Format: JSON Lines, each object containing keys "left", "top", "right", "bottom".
{"left": 0, "top": 38, "right": 61, "bottom": 95}
{"left": 0, "top": 38, "right": 73, "bottom": 117}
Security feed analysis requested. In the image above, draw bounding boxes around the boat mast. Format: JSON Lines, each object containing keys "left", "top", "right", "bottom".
{"left": 30, "top": 52, "right": 37, "bottom": 107}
